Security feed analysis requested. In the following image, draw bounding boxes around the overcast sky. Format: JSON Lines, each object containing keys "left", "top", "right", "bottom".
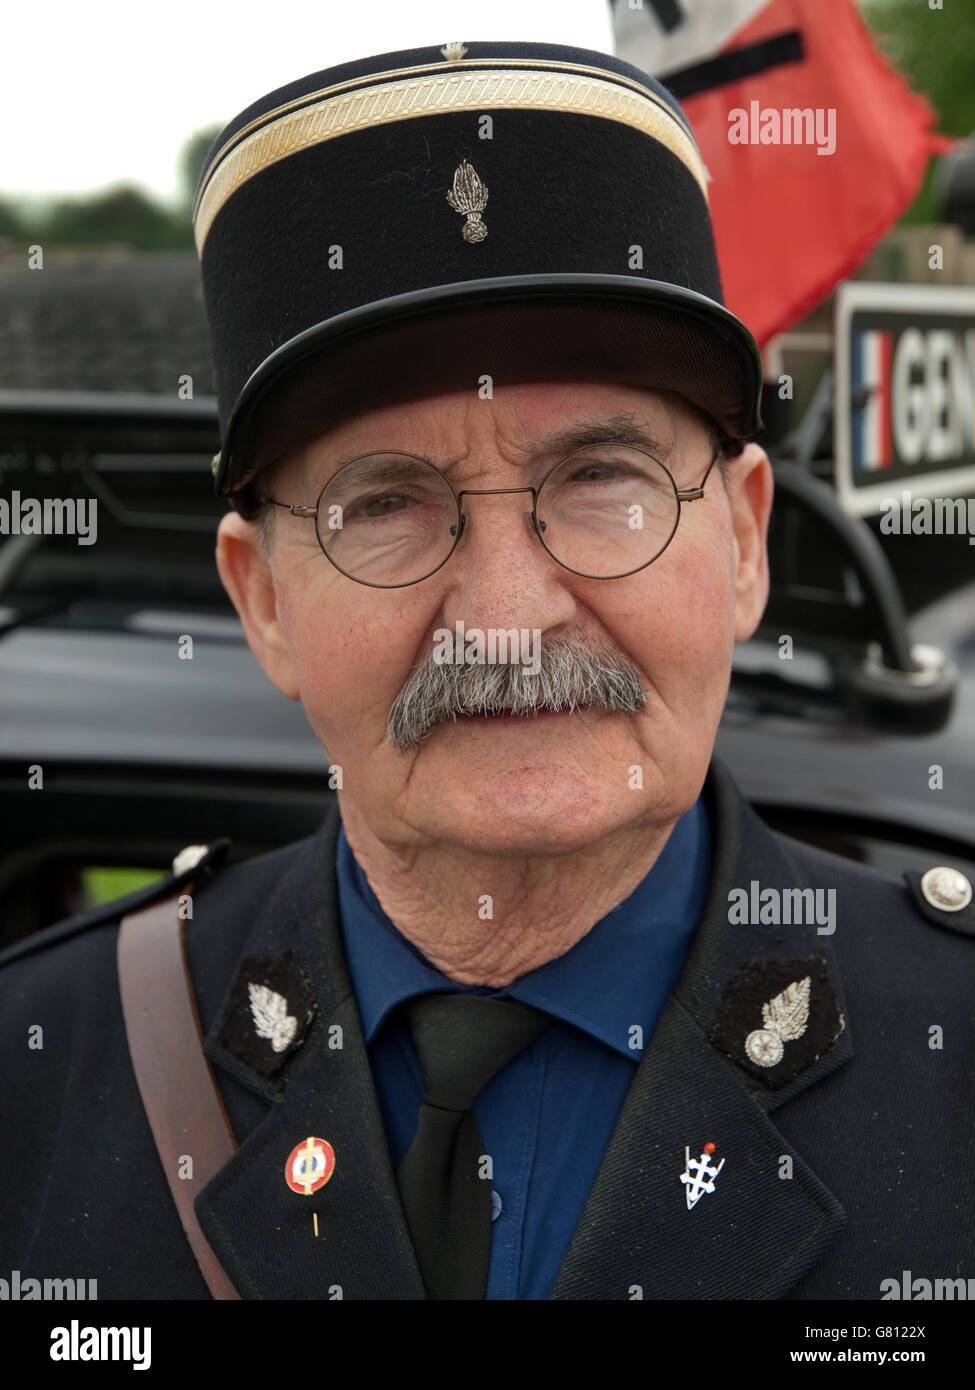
{"left": 5, "top": 0, "right": 616, "bottom": 206}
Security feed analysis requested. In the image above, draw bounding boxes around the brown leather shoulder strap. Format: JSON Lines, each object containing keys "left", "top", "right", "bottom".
{"left": 117, "top": 889, "right": 241, "bottom": 1300}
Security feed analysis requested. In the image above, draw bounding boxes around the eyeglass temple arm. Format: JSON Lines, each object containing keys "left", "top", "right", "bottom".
{"left": 260, "top": 498, "right": 317, "bottom": 517}
{"left": 675, "top": 446, "right": 721, "bottom": 502}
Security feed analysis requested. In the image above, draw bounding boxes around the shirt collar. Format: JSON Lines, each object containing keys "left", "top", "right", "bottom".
{"left": 335, "top": 798, "right": 711, "bottom": 1060}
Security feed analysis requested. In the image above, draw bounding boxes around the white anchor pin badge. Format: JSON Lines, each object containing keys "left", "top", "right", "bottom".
{"left": 680, "top": 1141, "right": 725, "bottom": 1210}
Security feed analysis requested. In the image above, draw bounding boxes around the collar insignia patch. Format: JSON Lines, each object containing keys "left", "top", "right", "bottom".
{"left": 216, "top": 950, "right": 317, "bottom": 1078}
{"left": 249, "top": 983, "right": 298, "bottom": 1053}
{"left": 744, "top": 975, "right": 810, "bottom": 1067}
{"left": 709, "top": 956, "right": 844, "bottom": 1088}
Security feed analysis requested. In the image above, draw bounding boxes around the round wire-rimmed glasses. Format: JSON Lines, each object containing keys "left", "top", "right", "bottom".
{"left": 258, "top": 442, "right": 721, "bottom": 589}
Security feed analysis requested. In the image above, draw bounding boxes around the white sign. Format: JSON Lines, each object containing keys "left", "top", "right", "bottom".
{"left": 833, "top": 282, "right": 975, "bottom": 517}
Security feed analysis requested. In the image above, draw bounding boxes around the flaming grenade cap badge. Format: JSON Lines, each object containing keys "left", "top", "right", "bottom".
{"left": 447, "top": 159, "right": 489, "bottom": 243}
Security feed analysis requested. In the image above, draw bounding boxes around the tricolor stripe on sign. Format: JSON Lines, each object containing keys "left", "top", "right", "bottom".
{"left": 852, "top": 330, "right": 893, "bottom": 473}
{"left": 613, "top": 0, "right": 959, "bottom": 348}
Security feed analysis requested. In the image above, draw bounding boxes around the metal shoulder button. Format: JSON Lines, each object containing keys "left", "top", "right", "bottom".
{"left": 170, "top": 840, "right": 232, "bottom": 881}
{"left": 920, "top": 866, "right": 973, "bottom": 912}
{"left": 904, "top": 866, "right": 975, "bottom": 937}
{"left": 172, "top": 843, "right": 212, "bottom": 876}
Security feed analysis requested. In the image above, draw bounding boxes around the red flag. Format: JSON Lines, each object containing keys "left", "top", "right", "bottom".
{"left": 616, "top": 0, "right": 959, "bottom": 347}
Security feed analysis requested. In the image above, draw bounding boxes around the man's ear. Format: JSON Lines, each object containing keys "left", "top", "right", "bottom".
{"left": 726, "top": 443, "right": 774, "bottom": 643}
{"left": 215, "top": 510, "right": 300, "bottom": 700}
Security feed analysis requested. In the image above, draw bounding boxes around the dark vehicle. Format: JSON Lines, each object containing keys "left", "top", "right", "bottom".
{"left": 1, "top": 295, "right": 974, "bottom": 949}
{"left": 2, "top": 223, "right": 975, "bottom": 944}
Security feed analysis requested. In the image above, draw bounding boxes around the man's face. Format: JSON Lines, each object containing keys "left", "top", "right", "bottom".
{"left": 217, "top": 381, "right": 773, "bottom": 857}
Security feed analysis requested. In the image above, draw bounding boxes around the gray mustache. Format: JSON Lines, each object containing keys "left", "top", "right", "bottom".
{"left": 384, "top": 633, "right": 646, "bottom": 751}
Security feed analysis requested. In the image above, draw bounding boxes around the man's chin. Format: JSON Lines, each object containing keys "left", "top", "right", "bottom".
{"left": 403, "top": 763, "right": 641, "bottom": 857}
{"left": 417, "top": 813, "right": 618, "bottom": 860}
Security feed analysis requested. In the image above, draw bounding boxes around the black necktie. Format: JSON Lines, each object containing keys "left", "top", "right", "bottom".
{"left": 395, "top": 992, "right": 552, "bottom": 1300}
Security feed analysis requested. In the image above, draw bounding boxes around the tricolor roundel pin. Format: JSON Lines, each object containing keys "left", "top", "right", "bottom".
{"left": 285, "top": 1136, "right": 336, "bottom": 1195}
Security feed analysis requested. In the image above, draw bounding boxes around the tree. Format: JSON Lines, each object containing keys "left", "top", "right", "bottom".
{"left": 0, "top": 196, "right": 24, "bottom": 242}
{"left": 861, "top": 0, "right": 975, "bottom": 222}
{"left": 43, "top": 185, "right": 184, "bottom": 250}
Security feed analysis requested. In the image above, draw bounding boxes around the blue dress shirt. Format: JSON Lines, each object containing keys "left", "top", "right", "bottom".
{"left": 335, "top": 797, "right": 712, "bottom": 1300}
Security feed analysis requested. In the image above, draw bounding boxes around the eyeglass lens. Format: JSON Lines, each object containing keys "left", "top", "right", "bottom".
{"left": 315, "top": 447, "right": 681, "bottom": 586}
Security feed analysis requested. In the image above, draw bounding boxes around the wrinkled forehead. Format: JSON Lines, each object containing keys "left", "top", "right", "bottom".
{"left": 265, "top": 383, "right": 718, "bottom": 497}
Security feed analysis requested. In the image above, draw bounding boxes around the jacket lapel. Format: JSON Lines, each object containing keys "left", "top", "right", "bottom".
{"left": 194, "top": 805, "right": 425, "bottom": 1300}
{"left": 550, "top": 761, "right": 853, "bottom": 1300}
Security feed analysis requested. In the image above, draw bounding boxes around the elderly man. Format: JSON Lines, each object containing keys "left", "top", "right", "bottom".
{"left": 0, "top": 40, "right": 971, "bottom": 1304}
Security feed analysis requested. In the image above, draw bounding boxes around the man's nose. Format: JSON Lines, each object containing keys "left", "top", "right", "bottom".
{"left": 440, "top": 488, "right": 578, "bottom": 633}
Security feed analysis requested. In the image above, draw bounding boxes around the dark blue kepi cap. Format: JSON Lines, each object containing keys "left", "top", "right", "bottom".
{"left": 194, "top": 39, "right": 764, "bottom": 512}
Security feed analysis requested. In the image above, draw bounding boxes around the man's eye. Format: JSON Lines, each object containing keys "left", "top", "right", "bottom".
{"left": 351, "top": 493, "right": 413, "bottom": 518}
{"left": 563, "top": 461, "right": 653, "bottom": 486}
{"left": 569, "top": 464, "right": 630, "bottom": 483}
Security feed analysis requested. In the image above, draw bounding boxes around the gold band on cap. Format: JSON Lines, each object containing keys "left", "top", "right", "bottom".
{"left": 194, "top": 64, "right": 709, "bottom": 255}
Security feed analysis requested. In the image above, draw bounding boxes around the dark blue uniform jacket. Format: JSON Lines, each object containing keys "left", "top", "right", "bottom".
{"left": 1, "top": 760, "right": 971, "bottom": 1299}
